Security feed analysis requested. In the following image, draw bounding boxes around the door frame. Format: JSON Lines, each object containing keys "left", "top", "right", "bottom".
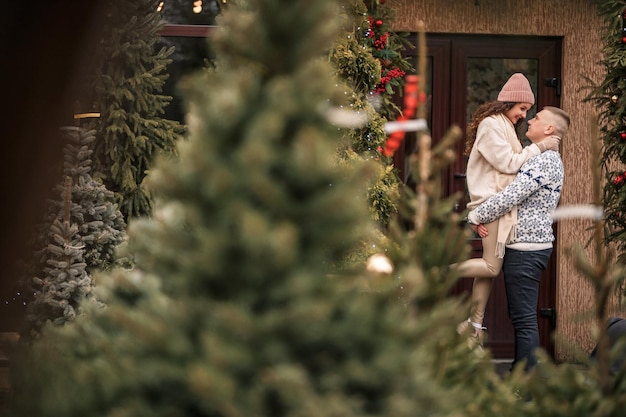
{"left": 398, "top": 33, "right": 562, "bottom": 359}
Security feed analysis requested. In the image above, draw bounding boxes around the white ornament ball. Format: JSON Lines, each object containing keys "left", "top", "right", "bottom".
{"left": 366, "top": 254, "right": 394, "bottom": 274}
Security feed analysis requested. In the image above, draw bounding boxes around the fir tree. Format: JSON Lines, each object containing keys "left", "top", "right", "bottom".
{"left": 25, "top": 178, "right": 90, "bottom": 336}
{"left": 22, "top": 126, "right": 126, "bottom": 338}
{"left": 584, "top": 0, "right": 626, "bottom": 272}
{"left": 57, "top": 127, "right": 127, "bottom": 273}
{"left": 330, "top": 1, "right": 399, "bottom": 228}
{"left": 360, "top": 0, "right": 413, "bottom": 120}
{"left": 84, "top": 0, "right": 184, "bottom": 220}
{"left": 329, "top": 1, "right": 412, "bottom": 268}
{"left": 4, "top": 1, "right": 524, "bottom": 416}
{"left": 10, "top": 1, "right": 621, "bottom": 416}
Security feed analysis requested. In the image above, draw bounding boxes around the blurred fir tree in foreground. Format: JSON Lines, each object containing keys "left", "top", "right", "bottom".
{"left": 2, "top": 1, "right": 503, "bottom": 416}
{"left": 10, "top": 0, "right": 626, "bottom": 416}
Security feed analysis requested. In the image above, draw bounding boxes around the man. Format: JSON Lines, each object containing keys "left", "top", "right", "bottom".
{"left": 467, "top": 106, "right": 570, "bottom": 371}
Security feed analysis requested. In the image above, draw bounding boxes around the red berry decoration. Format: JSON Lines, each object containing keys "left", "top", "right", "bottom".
{"left": 383, "top": 75, "right": 422, "bottom": 156}
{"left": 620, "top": 131, "right": 626, "bottom": 140}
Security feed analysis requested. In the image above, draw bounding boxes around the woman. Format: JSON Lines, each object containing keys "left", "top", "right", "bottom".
{"left": 455, "top": 73, "right": 560, "bottom": 339}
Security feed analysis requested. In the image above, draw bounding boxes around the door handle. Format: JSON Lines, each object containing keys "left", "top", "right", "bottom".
{"left": 545, "top": 77, "right": 561, "bottom": 97}
{"left": 539, "top": 307, "right": 557, "bottom": 328}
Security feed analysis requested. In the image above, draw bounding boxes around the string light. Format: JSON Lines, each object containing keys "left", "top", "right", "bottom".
{"left": 157, "top": 1, "right": 228, "bottom": 15}
{"left": 2, "top": 291, "right": 31, "bottom": 308}
{"left": 193, "top": 0, "right": 202, "bottom": 13}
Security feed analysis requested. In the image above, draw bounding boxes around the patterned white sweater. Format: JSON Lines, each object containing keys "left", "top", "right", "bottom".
{"left": 468, "top": 150, "right": 563, "bottom": 247}
{"left": 466, "top": 114, "right": 541, "bottom": 210}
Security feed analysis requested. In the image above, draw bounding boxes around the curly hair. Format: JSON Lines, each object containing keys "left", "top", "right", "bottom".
{"left": 464, "top": 101, "right": 518, "bottom": 156}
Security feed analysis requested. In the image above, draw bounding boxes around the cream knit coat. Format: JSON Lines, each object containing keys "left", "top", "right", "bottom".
{"left": 466, "top": 113, "right": 541, "bottom": 257}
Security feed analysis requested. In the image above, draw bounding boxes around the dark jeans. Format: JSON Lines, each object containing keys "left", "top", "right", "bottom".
{"left": 502, "top": 247, "right": 552, "bottom": 372}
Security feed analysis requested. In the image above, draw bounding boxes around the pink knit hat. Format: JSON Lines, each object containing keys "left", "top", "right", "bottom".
{"left": 497, "top": 73, "right": 535, "bottom": 105}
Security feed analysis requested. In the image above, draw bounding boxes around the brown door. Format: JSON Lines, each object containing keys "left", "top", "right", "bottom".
{"left": 398, "top": 34, "right": 562, "bottom": 359}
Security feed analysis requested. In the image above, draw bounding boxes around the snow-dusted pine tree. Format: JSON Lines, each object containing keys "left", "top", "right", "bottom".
{"left": 57, "top": 127, "right": 127, "bottom": 273}
{"left": 25, "top": 178, "right": 91, "bottom": 335}
{"left": 23, "top": 126, "right": 126, "bottom": 338}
